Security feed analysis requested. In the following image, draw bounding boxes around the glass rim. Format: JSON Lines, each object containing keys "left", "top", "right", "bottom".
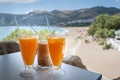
{"left": 47, "top": 33, "right": 67, "bottom": 37}
{"left": 18, "top": 34, "right": 38, "bottom": 38}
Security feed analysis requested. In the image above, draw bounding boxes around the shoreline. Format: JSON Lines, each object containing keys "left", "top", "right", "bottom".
{"left": 65, "top": 27, "right": 120, "bottom": 80}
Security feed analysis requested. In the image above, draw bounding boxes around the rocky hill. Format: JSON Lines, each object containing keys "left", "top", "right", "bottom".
{"left": 0, "top": 6, "right": 120, "bottom": 26}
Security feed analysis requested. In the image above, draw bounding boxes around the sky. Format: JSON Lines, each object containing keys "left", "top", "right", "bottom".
{"left": 0, "top": 0, "right": 120, "bottom": 14}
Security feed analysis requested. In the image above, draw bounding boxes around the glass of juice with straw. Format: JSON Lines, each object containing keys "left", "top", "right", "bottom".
{"left": 14, "top": 15, "right": 38, "bottom": 77}
{"left": 47, "top": 32, "right": 66, "bottom": 77}
{"left": 18, "top": 33, "right": 38, "bottom": 77}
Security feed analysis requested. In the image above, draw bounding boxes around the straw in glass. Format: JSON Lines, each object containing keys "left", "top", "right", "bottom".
{"left": 27, "top": 23, "right": 38, "bottom": 34}
{"left": 14, "top": 15, "right": 20, "bottom": 35}
{"left": 45, "top": 16, "right": 51, "bottom": 32}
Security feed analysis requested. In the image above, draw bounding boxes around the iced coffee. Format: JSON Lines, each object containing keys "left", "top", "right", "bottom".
{"left": 37, "top": 40, "right": 52, "bottom": 69}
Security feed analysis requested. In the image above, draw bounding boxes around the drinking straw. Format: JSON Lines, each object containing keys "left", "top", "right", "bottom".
{"left": 13, "top": 15, "right": 20, "bottom": 35}
{"left": 27, "top": 23, "right": 38, "bottom": 34}
{"left": 45, "top": 16, "right": 51, "bottom": 32}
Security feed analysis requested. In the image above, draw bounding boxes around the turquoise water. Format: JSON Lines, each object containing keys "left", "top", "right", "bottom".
{"left": 0, "top": 26, "right": 66, "bottom": 40}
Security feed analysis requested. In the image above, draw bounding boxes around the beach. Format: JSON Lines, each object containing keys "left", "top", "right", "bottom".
{"left": 65, "top": 27, "right": 120, "bottom": 80}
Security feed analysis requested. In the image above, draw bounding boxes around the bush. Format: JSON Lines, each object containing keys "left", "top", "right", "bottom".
{"left": 88, "top": 14, "right": 120, "bottom": 39}
{"left": 103, "top": 43, "right": 112, "bottom": 50}
{"left": 99, "top": 40, "right": 105, "bottom": 45}
{"left": 95, "top": 28, "right": 114, "bottom": 39}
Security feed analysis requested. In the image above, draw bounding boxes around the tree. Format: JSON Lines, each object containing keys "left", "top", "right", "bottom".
{"left": 95, "top": 14, "right": 111, "bottom": 29}
{"left": 88, "top": 14, "right": 120, "bottom": 39}
{"left": 2, "top": 28, "right": 55, "bottom": 41}
{"left": 87, "top": 23, "right": 97, "bottom": 36}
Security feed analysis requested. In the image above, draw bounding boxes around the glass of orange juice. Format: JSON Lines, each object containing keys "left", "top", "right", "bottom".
{"left": 47, "top": 33, "right": 66, "bottom": 77}
{"left": 19, "top": 33, "right": 38, "bottom": 77}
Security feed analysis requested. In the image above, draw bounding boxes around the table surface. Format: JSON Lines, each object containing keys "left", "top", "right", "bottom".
{"left": 0, "top": 52, "right": 102, "bottom": 80}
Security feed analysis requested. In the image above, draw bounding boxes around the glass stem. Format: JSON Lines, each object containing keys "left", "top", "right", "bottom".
{"left": 25, "top": 65, "right": 32, "bottom": 69}
{"left": 54, "top": 65, "right": 61, "bottom": 70}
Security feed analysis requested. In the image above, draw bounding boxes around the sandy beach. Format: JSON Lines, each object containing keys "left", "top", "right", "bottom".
{"left": 65, "top": 27, "right": 120, "bottom": 80}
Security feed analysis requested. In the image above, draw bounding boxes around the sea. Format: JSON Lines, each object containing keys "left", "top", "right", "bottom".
{"left": 0, "top": 26, "right": 67, "bottom": 40}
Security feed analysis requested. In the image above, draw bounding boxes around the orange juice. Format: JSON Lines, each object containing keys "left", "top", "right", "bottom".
{"left": 19, "top": 35, "right": 38, "bottom": 65}
{"left": 48, "top": 36, "right": 65, "bottom": 66}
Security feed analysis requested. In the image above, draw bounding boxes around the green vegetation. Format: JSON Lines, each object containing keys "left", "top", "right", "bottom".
{"left": 1, "top": 28, "right": 55, "bottom": 41}
{"left": 103, "top": 43, "right": 112, "bottom": 50}
{"left": 38, "top": 29, "right": 55, "bottom": 40}
{"left": 88, "top": 14, "right": 120, "bottom": 50}
{"left": 98, "top": 40, "right": 112, "bottom": 50}
{"left": 88, "top": 14, "right": 120, "bottom": 39}
{"left": 99, "top": 40, "right": 105, "bottom": 45}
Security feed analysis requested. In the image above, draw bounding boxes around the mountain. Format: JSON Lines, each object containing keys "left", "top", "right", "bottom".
{"left": 0, "top": 6, "right": 120, "bottom": 26}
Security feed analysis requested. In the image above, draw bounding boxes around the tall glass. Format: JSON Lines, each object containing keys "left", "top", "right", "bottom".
{"left": 47, "top": 33, "right": 66, "bottom": 77}
{"left": 37, "top": 40, "right": 52, "bottom": 70}
{"left": 18, "top": 34, "right": 38, "bottom": 77}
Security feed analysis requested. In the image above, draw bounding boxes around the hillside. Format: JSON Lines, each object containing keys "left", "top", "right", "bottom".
{"left": 0, "top": 6, "right": 120, "bottom": 26}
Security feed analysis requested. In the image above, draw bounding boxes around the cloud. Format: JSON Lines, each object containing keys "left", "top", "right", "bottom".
{"left": 0, "top": 0, "right": 36, "bottom": 3}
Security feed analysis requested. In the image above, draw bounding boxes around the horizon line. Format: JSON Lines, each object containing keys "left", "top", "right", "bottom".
{"left": 0, "top": 6, "right": 120, "bottom": 15}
